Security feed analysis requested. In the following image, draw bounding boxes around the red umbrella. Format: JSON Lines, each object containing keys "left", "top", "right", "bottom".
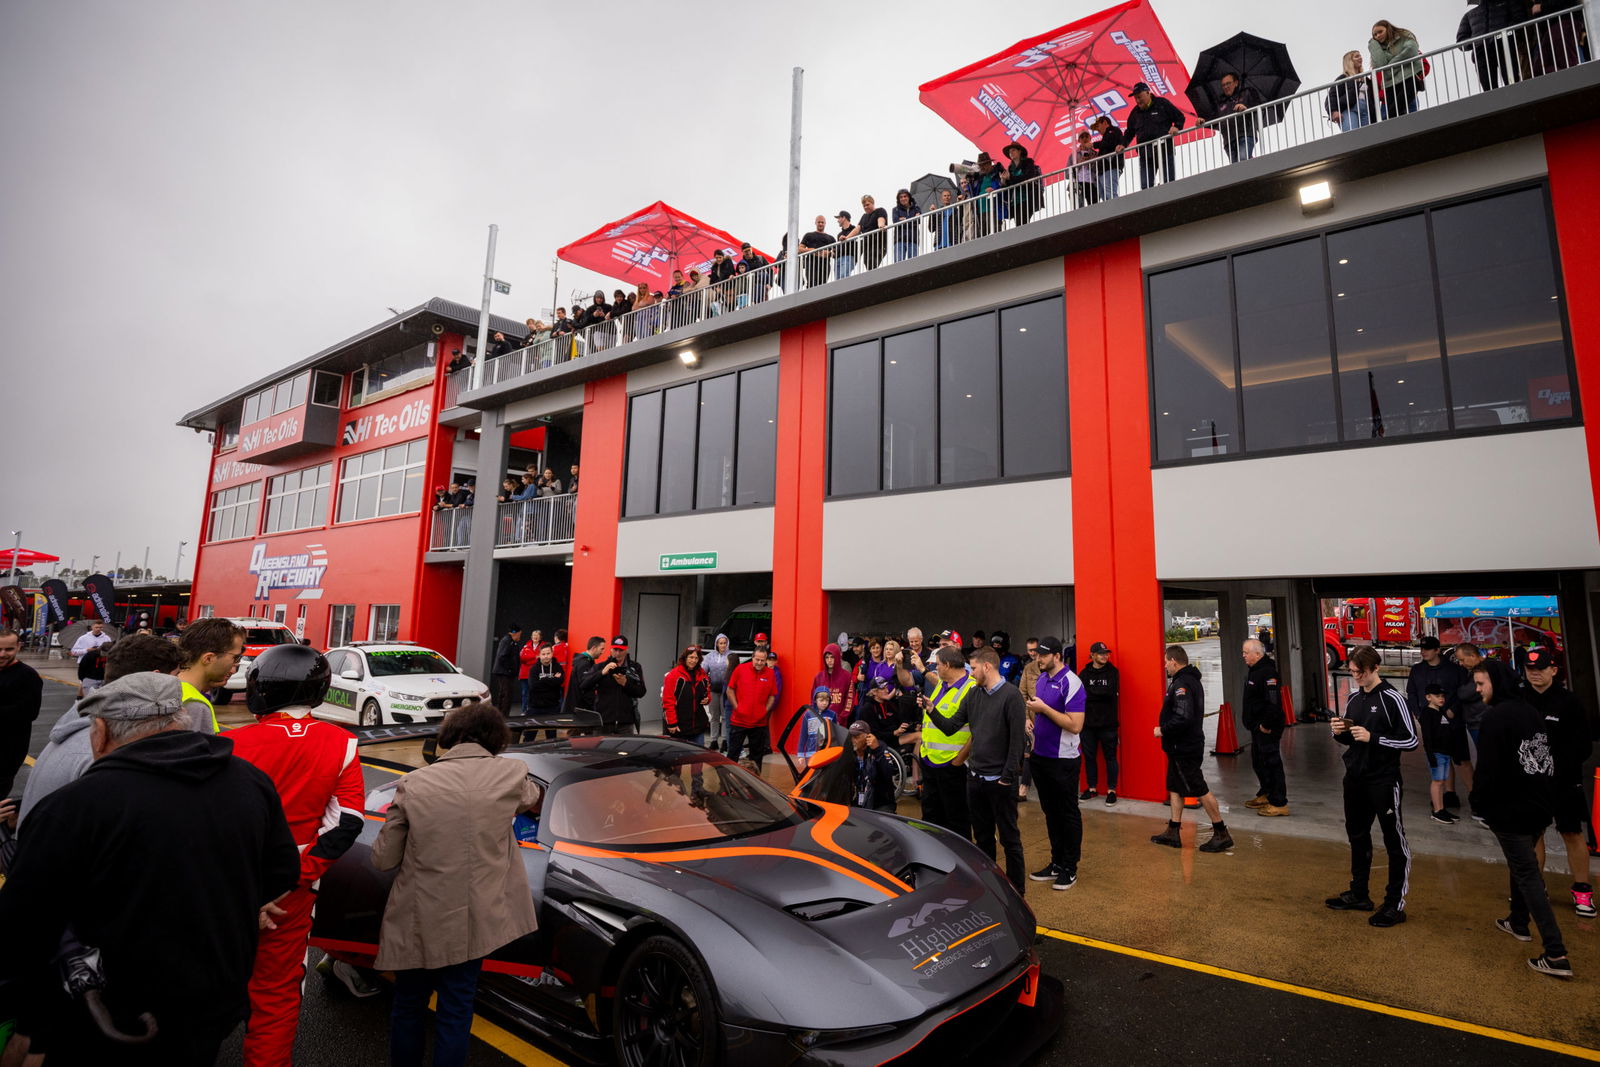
{"left": 3, "top": 548, "right": 59, "bottom": 571}
{"left": 918, "top": 0, "right": 1207, "bottom": 178}
{"left": 557, "top": 202, "right": 767, "bottom": 290}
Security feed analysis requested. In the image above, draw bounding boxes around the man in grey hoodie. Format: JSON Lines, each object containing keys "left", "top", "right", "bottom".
{"left": 19, "top": 633, "right": 180, "bottom": 822}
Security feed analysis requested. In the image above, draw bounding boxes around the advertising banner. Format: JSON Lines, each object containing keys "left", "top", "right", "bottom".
{"left": 40, "top": 579, "right": 70, "bottom": 625}
{"left": 83, "top": 573, "right": 117, "bottom": 623}
{"left": 0, "top": 585, "right": 26, "bottom": 627}
{"left": 32, "top": 594, "right": 47, "bottom": 633}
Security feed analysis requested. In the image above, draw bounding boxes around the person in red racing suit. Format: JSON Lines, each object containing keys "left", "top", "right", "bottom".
{"left": 228, "top": 644, "right": 365, "bottom": 1066}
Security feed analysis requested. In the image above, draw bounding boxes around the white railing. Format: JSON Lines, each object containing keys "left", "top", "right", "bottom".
{"left": 496, "top": 496, "right": 577, "bottom": 548}
{"left": 429, "top": 508, "right": 472, "bottom": 551}
{"left": 464, "top": 9, "right": 1590, "bottom": 395}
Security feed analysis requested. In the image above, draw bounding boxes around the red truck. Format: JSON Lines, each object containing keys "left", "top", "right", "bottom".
{"left": 1323, "top": 597, "right": 1423, "bottom": 668}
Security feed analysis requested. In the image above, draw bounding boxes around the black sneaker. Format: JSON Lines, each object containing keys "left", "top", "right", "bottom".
{"left": 1368, "top": 904, "right": 1407, "bottom": 927}
{"left": 1150, "top": 825, "right": 1182, "bottom": 848}
{"left": 1029, "top": 863, "right": 1060, "bottom": 883}
{"left": 1105, "top": 791, "right": 1117, "bottom": 805}
{"left": 1528, "top": 954, "right": 1574, "bottom": 979}
{"left": 1430, "top": 809, "right": 1457, "bottom": 824}
{"left": 1443, "top": 790, "right": 1460, "bottom": 808}
{"left": 1197, "top": 830, "right": 1233, "bottom": 853}
{"left": 1078, "top": 789, "right": 1097, "bottom": 800}
{"left": 1494, "top": 917, "right": 1532, "bottom": 942}
{"left": 1052, "top": 868, "right": 1078, "bottom": 891}
{"left": 1325, "top": 891, "right": 1375, "bottom": 911}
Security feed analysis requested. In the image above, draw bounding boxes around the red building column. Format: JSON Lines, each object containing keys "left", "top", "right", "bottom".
{"left": 771, "top": 322, "right": 830, "bottom": 691}
{"left": 569, "top": 375, "right": 627, "bottom": 644}
{"left": 1544, "top": 121, "right": 1600, "bottom": 526}
{"left": 1065, "top": 240, "right": 1167, "bottom": 802}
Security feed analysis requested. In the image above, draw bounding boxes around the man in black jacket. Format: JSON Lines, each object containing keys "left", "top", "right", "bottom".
{"left": 1469, "top": 663, "right": 1571, "bottom": 977}
{"left": 1078, "top": 642, "right": 1119, "bottom": 804}
{"left": 490, "top": 624, "right": 524, "bottom": 711}
{"left": 1241, "top": 639, "right": 1288, "bottom": 816}
{"left": 0, "top": 673, "right": 299, "bottom": 1064}
{"left": 561, "top": 635, "right": 608, "bottom": 729}
{"left": 1151, "top": 645, "right": 1232, "bottom": 853}
{"left": 1212, "top": 72, "right": 1263, "bottom": 162}
{"left": 1124, "top": 81, "right": 1185, "bottom": 189}
{"left": 580, "top": 635, "right": 646, "bottom": 734}
{"left": 1000, "top": 143, "right": 1043, "bottom": 226}
{"left": 1521, "top": 646, "right": 1595, "bottom": 919}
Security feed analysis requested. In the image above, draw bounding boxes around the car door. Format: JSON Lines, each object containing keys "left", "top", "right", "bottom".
{"left": 321, "top": 650, "right": 362, "bottom": 722}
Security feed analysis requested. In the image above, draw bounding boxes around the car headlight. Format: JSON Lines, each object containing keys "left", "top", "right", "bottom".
{"left": 389, "top": 691, "right": 424, "bottom": 701}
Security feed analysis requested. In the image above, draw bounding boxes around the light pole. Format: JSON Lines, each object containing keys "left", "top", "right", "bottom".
{"left": 142, "top": 546, "right": 150, "bottom": 581}
{"left": 91, "top": 555, "right": 100, "bottom": 575}
{"left": 7, "top": 530, "right": 18, "bottom": 579}
{"left": 114, "top": 551, "right": 121, "bottom": 579}
{"left": 175, "top": 541, "right": 188, "bottom": 581}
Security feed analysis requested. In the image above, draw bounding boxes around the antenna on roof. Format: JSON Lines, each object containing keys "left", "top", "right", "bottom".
{"left": 386, "top": 307, "right": 403, "bottom": 316}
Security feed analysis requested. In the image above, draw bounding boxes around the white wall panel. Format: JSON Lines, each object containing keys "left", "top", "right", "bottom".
{"left": 615, "top": 507, "right": 774, "bottom": 577}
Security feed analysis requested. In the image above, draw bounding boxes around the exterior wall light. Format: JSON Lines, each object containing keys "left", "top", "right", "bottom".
{"left": 679, "top": 349, "right": 699, "bottom": 367}
{"left": 1299, "top": 180, "right": 1334, "bottom": 214}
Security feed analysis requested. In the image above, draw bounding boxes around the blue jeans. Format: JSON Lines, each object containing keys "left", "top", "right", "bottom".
{"left": 894, "top": 240, "right": 918, "bottom": 262}
{"left": 1096, "top": 169, "right": 1121, "bottom": 201}
{"left": 835, "top": 255, "right": 855, "bottom": 279}
{"left": 391, "top": 958, "right": 483, "bottom": 1067}
{"left": 1338, "top": 99, "right": 1371, "bottom": 132}
{"left": 519, "top": 678, "right": 530, "bottom": 715}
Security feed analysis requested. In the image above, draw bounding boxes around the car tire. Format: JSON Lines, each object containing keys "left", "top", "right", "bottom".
{"left": 360, "top": 700, "right": 382, "bottom": 727}
{"left": 611, "top": 935, "right": 719, "bottom": 1067}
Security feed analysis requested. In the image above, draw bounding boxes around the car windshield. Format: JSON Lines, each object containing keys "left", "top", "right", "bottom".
{"left": 246, "top": 628, "right": 295, "bottom": 646}
{"left": 546, "top": 757, "right": 801, "bottom": 847}
{"left": 366, "top": 650, "right": 457, "bottom": 677}
{"left": 717, "top": 611, "right": 770, "bottom": 650}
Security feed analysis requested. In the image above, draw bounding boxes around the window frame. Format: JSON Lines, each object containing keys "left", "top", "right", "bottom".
{"left": 1144, "top": 180, "right": 1578, "bottom": 469}
{"left": 349, "top": 343, "right": 436, "bottom": 408}
{"left": 335, "top": 438, "right": 428, "bottom": 524}
{"left": 369, "top": 604, "right": 401, "bottom": 643}
{"left": 328, "top": 603, "right": 356, "bottom": 648}
{"left": 206, "top": 481, "right": 262, "bottom": 543}
{"left": 263, "top": 462, "right": 333, "bottom": 534}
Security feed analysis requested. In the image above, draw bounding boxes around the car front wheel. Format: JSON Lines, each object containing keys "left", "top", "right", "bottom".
{"left": 612, "top": 935, "right": 718, "bottom": 1067}
{"left": 360, "top": 699, "right": 382, "bottom": 727}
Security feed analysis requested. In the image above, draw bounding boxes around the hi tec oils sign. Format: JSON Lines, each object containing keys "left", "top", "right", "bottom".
{"left": 342, "top": 397, "right": 431, "bottom": 447}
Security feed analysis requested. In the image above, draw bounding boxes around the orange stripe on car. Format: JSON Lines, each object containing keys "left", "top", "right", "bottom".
{"left": 553, "top": 841, "right": 901, "bottom": 898}
{"left": 910, "top": 922, "right": 1001, "bottom": 970}
{"left": 807, "top": 800, "right": 914, "bottom": 894}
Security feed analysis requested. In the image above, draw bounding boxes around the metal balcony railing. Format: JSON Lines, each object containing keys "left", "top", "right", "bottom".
{"left": 429, "top": 508, "right": 472, "bottom": 551}
{"left": 496, "top": 496, "right": 577, "bottom": 548}
{"left": 461, "top": 9, "right": 1589, "bottom": 397}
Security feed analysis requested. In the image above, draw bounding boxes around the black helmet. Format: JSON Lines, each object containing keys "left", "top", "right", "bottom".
{"left": 246, "top": 644, "right": 331, "bottom": 714}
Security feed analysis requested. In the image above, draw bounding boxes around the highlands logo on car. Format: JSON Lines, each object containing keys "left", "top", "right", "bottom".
{"left": 894, "top": 908, "right": 996, "bottom": 963}
{"left": 887, "top": 898, "right": 971, "bottom": 939}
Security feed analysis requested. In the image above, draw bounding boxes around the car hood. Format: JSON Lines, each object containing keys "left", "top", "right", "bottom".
{"left": 554, "top": 800, "right": 1035, "bottom": 1028}
{"left": 367, "top": 673, "right": 484, "bottom": 696}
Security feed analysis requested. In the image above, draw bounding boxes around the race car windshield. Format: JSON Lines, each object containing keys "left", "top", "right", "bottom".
{"left": 545, "top": 760, "right": 802, "bottom": 847}
{"left": 246, "top": 628, "right": 296, "bottom": 646}
{"left": 366, "top": 651, "right": 457, "bottom": 677}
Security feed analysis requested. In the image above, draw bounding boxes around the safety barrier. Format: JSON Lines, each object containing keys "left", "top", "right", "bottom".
{"left": 494, "top": 496, "right": 576, "bottom": 548}
{"left": 428, "top": 508, "right": 471, "bottom": 551}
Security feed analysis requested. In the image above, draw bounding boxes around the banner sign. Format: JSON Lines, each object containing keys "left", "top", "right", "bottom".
{"left": 40, "top": 579, "right": 71, "bottom": 625}
{"left": 32, "top": 594, "right": 48, "bottom": 633}
{"left": 341, "top": 396, "right": 431, "bottom": 448}
{"left": 83, "top": 573, "right": 117, "bottom": 623}
{"left": 0, "top": 585, "right": 25, "bottom": 627}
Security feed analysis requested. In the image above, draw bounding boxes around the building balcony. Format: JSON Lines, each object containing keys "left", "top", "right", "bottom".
{"left": 495, "top": 497, "right": 576, "bottom": 549}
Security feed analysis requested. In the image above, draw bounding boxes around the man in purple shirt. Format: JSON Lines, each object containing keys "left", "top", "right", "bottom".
{"left": 1025, "top": 636, "right": 1086, "bottom": 891}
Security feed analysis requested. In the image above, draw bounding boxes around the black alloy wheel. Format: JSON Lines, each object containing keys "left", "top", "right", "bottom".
{"left": 612, "top": 935, "right": 719, "bottom": 1067}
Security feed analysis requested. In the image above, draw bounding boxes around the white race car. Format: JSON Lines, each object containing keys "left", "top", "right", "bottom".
{"left": 315, "top": 642, "right": 489, "bottom": 727}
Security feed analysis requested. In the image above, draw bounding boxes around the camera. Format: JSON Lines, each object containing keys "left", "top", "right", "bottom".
{"left": 949, "top": 160, "right": 978, "bottom": 178}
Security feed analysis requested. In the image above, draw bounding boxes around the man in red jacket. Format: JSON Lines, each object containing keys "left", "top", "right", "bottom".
{"left": 228, "top": 645, "right": 365, "bottom": 1066}
{"left": 726, "top": 644, "right": 779, "bottom": 766}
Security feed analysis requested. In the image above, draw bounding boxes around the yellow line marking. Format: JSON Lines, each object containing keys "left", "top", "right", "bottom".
{"left": 24, "top": 755, "right": 34, "bottom": 766}
{"left": 1037, "top": 925, "right": 1600, "bottom": 1062}
{"left": 361, "top": 762, "right": 406, "bottom": 775}
{"left": 913, "top": 922, "right": 1002, "bottom": 970}
{"left": 42, "top": 677, "right": 78, "bottom": 689}
{"left": 426, "top": 993, "right": 568, "bottom": 1065}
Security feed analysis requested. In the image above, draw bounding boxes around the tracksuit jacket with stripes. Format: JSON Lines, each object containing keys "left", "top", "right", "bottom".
{"left": 1335, "top": 679, "right": 1418, "bottom": 780}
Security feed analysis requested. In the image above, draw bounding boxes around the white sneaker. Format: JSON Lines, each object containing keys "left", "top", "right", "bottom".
{"left": 323, "top": 957, "right": 381, "bottom": 998}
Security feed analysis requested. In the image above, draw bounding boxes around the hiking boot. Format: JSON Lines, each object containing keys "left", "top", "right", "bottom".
{"left": 1528, "top": 954, "right": 1573, "bottom": 979}
{"left": 1197, "top": 829, "right": 1233, "bottom": 853}
{"left": 1430, "top": 809, "right": 1458, "bottom": 824}
{"left": 1105, "top": 790, "right": 1117, "bottom": 805}
{"left": 1368, "top": 904, "right": 1407, "bottom": 928}
{"left": 1244, "top": 794, "right": 1269, "bottom": 809}
{"left": 1257, "top": 804, "right": 1290, "bottom": 817}
{"left": 1149, "top": 824, "right": 1183, "bottom": 848}
{"left": 1079, "top": 788, "right": 1097, "bottom": 800}
{"left": 1325, "top": 891, "right": 1375, "bottom": 911}
{"left": 1029, "top": 862, "right": 1061, "bottom": 883}
{"left": 1443, "top": 790, "right": 1460, "bottom": 808}
{"left": 1052, "top": 868, "right": 1078, "bottom": 891}
{"left": 1573, "top": 883, "right": 1596, "bottom": 919}
{"left": 1494, "top": 917, "right": 1532, "bottom": 942}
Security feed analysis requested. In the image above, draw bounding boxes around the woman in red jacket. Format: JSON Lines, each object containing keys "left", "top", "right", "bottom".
{"left": 661, "top": 646, "right": 711, "bottom": 746}
{"left": 517, "top": 629, "right": 544, "bottom": 715}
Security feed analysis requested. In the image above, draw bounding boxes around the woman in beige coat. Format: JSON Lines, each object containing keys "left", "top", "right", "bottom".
{"left": 372, "top": 702, "right": 541, "bottom": 1067}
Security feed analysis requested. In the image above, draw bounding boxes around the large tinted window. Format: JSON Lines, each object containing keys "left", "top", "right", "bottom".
{"left": 829, "top": 342, "right": 880, "bottom": 496}
{"left": 624, "top": 392, "right": 662, "bottom": 517}
{"left": 1001, "top": 298, "right": 1069, "bottom": 477}
{"left": 1150, "top": 261, "right": 1237, "bottom": 461}
{"left": 734, "top": 363, "right": 778, "bottom": 507}
{"left": 938, "top": 315, "right": 999, "bottom": 484}
{"left": 1328, "top": 217, "right": 1449, "bottom": 440}
{"left": 1432, "top": 188, "right": 1570, "bottom": 427}
{"left": 695, "top": 373, "right": 737, "bottom": 509}
{"left": 882, "top": 328, "right": 937, "bottom": 491}
{"left": 1233, "top": 239, "right": 1337, "bottom": 452}
{"left": 657, "top": 384, "right": 699, "bottom": 514}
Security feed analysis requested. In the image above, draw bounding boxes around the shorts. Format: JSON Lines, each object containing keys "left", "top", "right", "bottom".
{"left": 1165, "top": 755, "right": 1208, "bottom": 798}
{"left": 1555, "top": 782, "right": 1588, "bottom": 835}
{"left": 1427, "top": 752, "right": 1451, "bottom": 782}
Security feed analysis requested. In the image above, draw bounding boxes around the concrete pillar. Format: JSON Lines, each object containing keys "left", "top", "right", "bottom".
{"left": 568, "top": 377, "right": 628, "bottom": 645}
{"left": 457, "top": 413, "right": 509, "bottom": 682}
{"left": 771, "top": 322, "right": 830, "bottom": 691}
{"left": 1217, "top": 583, "right": 1249, "bottom": 749}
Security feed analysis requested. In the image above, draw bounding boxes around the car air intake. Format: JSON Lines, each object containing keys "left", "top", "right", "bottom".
{"left": 785, "top": 899, "right": 872, "bottom": 922}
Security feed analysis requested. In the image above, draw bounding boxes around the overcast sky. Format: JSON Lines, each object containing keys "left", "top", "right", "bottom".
{"left": 0, "top": 0, "right": 1464, "bottom": 580}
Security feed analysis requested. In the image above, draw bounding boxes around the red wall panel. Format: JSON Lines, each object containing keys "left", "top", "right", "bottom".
{"left": 568, "top": 376, "right": 628, "bottom": 644}
{"left": 772, "top": 322, "right": 831, "bottom": 689}
{"left": 1544, "top": 122, "right": 1600, "bottom": 529}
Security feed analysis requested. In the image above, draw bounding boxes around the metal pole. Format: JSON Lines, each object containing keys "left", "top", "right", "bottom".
{"left": 551, "top": 257, "right": 559, "bottom": 322}
{"left": 786, "top": 67, "right": 804, "bottom": 296}
{"left": 8, "top": 530, "right": 18, "bottom": 579}
{"left": 142, "top": 546, "right": 149, "bottom": 581}
{"left": 114, "top": 551, "right": 121, "bottom": 579}
{"left": 175, "top": 541, "right": 187, "bottom": 581}
{"left": 471, "top": 223, "right": 499, "bottom": 393}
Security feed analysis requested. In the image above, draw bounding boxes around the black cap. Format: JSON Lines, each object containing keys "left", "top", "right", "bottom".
{"left": 1419, "top": 635, "right": 1441, "bottom": 650}
{"left": 1036, "top": 636, "right": 1064, "bottom": 656}
{"left": 741, "top": 241, "right": 752, "bottom": 249}
{"left": 509, "top": 622, "right": 524, "bottom": 632}
{"left": 836, "top": 210, "right": 852, "bottom": 221}
{"left": 611, "top": 635, "right": 629, "bottom": 650}
{"left": 1525, "top": 646, "right": 1557, "bottom": 670}
{"left": 1424, "top": 683, "right": 1447, "bottom": 696}
{"left": 1132, "top": 81, "right": 1151, "bottom": 94}
{"left": 1090, "top": 641, "right": 1111, "bottom": 655}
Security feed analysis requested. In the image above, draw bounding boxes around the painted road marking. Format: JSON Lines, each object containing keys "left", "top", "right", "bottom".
{"left": 1037, "top": 925, "right": 1600, "bottom": 1062}
{"left": 361, "top": 762, "right": 405, "bottom": 775}
{"left": 426, "top": 993, "right": 567, "bottom": 1066}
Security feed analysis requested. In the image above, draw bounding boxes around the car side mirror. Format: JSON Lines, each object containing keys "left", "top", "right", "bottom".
{"left": 340, "top": 668, "right": 362, "bottom": 681}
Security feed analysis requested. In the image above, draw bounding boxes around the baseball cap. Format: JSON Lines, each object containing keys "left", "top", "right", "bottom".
{"left": 848, "top": 720, "right": 869, "bottom": 735}
{"left": 611, "top": 635, "right": 630, "bottom": 650}
{"left": 1419, "top": 635, "right": 1441, "bottom": 651}
{"left": 1424, "top": 683, "right": 1447, "bottom": 696}
{"left": 80, "top": 673, "right": 184, "bottom": 721}
{"left": 754, "top": 632, "right": 769, "bottom": 643}
{"left": 1036, "top": 636, "right": 1065, "bottom": 656}
{"left": 836, "top": 210, "right": 852, "bottom": 221}
{"left": 938, "top": 629, "right": 962, "bottom": 646}
{"left": 1132, "top": 81, "right": 1151, "bottom": 94}
{"left": 1090, "top": 641, "right": 1111, "bottom": 655}
{"left": 740, "top": 241, "right": 752, "bottom": 249}
{"left": 1525, "top": 646, "right": 1557, "bottom": 670}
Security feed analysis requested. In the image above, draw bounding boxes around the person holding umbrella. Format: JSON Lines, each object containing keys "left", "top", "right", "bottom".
{"left": 1213, "top": 72, "right": 1263, "bottom": 162}
{"left": 1123, "top": 83, "right": 1185, "bottom": 190}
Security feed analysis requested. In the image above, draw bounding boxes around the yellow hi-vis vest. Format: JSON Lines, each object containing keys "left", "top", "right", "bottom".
{"left": 181, "top": 680, "right": 220, "bottom": 733}
{"left": 920, "top": 674, "right": 975, "bottom": 765}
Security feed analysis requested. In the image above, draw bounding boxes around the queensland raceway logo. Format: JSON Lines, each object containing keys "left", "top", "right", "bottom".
{"left": 968, "top": 83, "right": 1041, "bottom": 143}
{"left": 249, "top": 542, "right": 330, "bottom": 601}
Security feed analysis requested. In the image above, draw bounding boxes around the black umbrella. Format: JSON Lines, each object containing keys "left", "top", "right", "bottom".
{"left": 1185, "top": 31, "right": 1301, "bottom": 124}
{"left": 908, "top": 173, "right": 960, "bottom": 215}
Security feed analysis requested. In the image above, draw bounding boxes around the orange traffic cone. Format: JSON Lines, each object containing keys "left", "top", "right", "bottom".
{"left": 1282, "top": 685, "right": 1297, "bottom": 728}
{"left": 1212, "top": 701, "right": 1242, "bottom": 756}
